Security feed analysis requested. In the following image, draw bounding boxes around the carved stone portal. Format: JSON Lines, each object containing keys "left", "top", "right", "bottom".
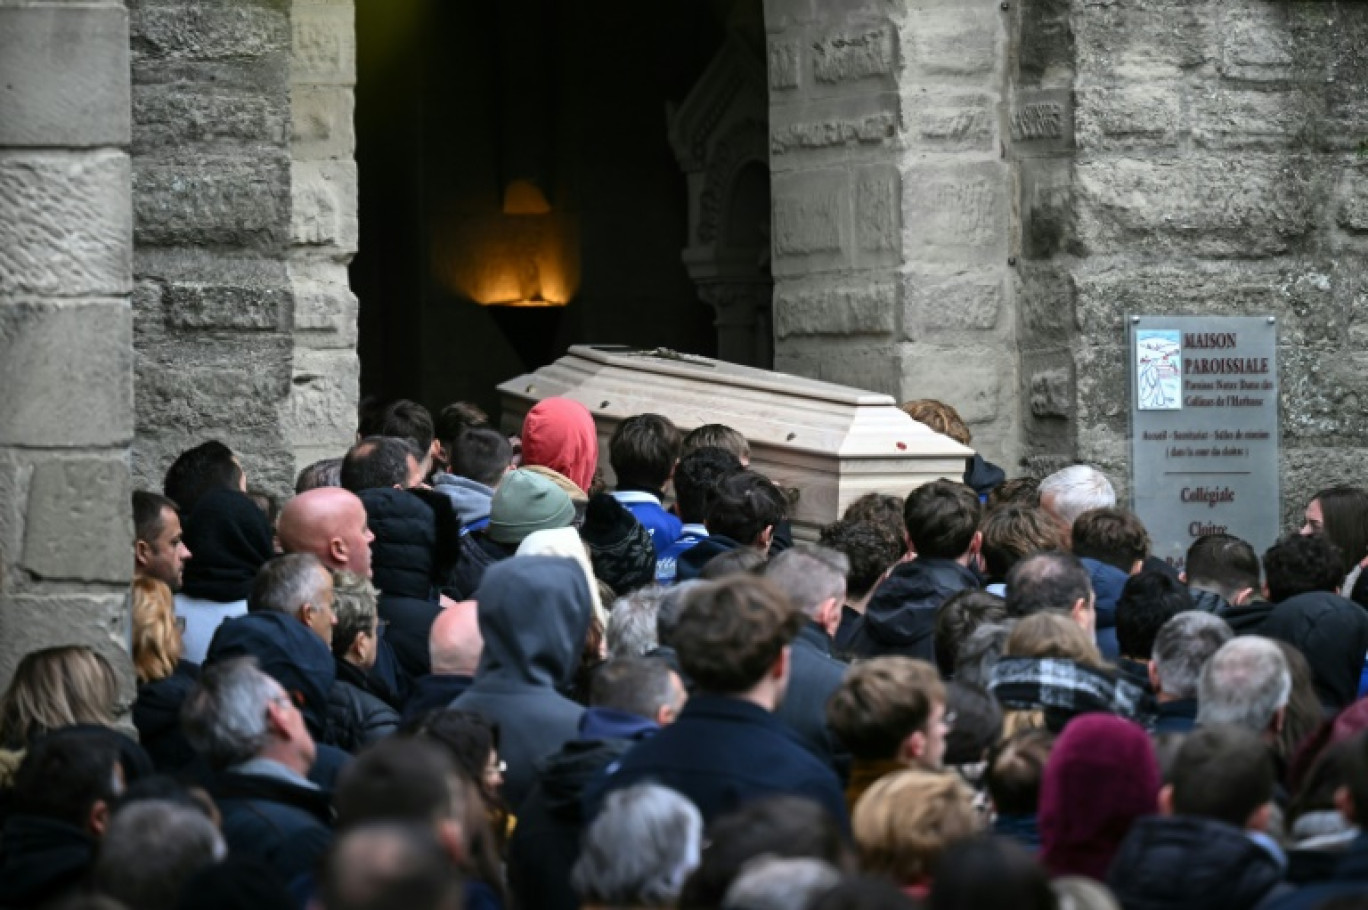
{"left": 668, "top": 34, "right": 773, "bottom": 368}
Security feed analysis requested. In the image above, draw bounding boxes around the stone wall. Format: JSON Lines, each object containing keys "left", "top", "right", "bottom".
{"left": 0, "top": 0, "right": 137, "bottom": 686}
{"left": 129, "top": 0, "right": 357, "bottom": 500}
{"left": 766, "top": 0, "right": 1020, "bottom": 469}
{"left": 1014, "top": 0, "right": 1368, "bottom": 522}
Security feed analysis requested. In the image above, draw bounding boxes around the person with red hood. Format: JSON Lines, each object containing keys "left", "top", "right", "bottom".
{"left": 1039, "top": 713, "right": 1159, "bottom": 880}
{"left": 521, "top": 397, "right": 599, "bottom": 496}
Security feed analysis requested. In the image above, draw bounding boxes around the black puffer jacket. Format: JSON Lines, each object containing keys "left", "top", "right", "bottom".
{"left": 843, "top": 557, "right": 980, "bottom": 662}
{"left": 132, "top": 661, "right": 200, "bottom": 773}
{"left": 326, "top": 660, "right": 400, "bottom": 753}
{"left": 1107, "top": 816, "right": 1283, "bottom": 910}
{"left": 359, "top": 487, "right": 462, "bottom": 678}
{"left": 1261, "top": 591, "right": 1368, "bottom": 709}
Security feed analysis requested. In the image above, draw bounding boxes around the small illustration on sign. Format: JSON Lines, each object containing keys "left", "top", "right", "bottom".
{"left": 1136, "top": 330, "right": 1182, "bottom": 411}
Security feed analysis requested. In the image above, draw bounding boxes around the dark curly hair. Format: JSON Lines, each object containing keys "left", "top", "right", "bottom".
{"left": 819, "top": 519, "right": 904, "bottom": 599}
{"left": 1263, "top": 532, "right": 1344, "bottom": 603}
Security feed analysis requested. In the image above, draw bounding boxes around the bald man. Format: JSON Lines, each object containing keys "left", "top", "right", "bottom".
{"left": 404, "top": 600, "right": 484, "bottom": 719}
{"left": 278, "top": 487, "right": 375, "bottom": 578}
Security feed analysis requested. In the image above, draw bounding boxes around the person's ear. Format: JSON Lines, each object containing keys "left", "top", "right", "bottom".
{"left": 1158, "top": 784, "right": 1175, "bottom": 816}
{"left": 88, "top": 799, "right": 112, "bottom": 837}
{"left": 770, "top": 645, "right": 790, "bottom": 681}
{"left": 655, "top": 702, "right": 679, "bottom": 726}
{"left": 968, "top": 530, "right": 983, "bottom": 556}
{"left": 1129, "top": 559, "right": 1144, "bottom": 576}
{"left": 436, "top": 818, "right": 467, "bottom": 865}
{"left": 1148, "top": 662, "right": 1162, "bottom": 695}
{"left": 134, "top": 539, "right": 152, "bottom": 569}
{"left": 1262, "top": 581, "right": 1271, "bottom": 600}
{"left": 1247, "top": 802, "right": 1272, "bottom": 832}
{"left": 758, "top": 525, "right": 775, "bottom": 552}
{"left": 1232, "top": 587, "right": 1254, "bottom": 607}
{"left": 898, "top": 730, "right": 927, "bottom": 765}
{"left": 1270, "top": 705, "right": 1286, "bottom": 737}
{"left": 1179, "top": 571, "right": 1187, "bottom": 584}
{"left": 1335, "top": 784, "right": 1357, "bottom": 824}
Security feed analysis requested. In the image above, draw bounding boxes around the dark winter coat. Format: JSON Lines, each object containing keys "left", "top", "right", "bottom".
{"left": 594, "top": 694, "right": 849, "bottom": 829}
{"left": 403, "top": 674, "right": 473, "bottom": 721}
{"left": 326, "top": 659, "right": 400, "bottom": 753}
{"left": 1267, "top": 834, "right": 1368, "bottom": 910}
{"left": 843, "top": 557, "right": 980, "bottom": 662}
{"left": 1108, "top": 816, "right": 1283, "bottom": 910}
{"left": 1218, "top": 596, "right": 1275, "bottom": 634}
{"left": 451, "top": 556, "right": 594, "bottom": 809}
{"left": 1082, "top": 556, "right": 1126, "bottom": 661}
{"left": 359, "top": 487, "right": 462, "bottom": 679}
{"left": 209, "top": 769, "right": 334, "bottom": 885}
{"left": 449, "top": 531, "right": 516, "bottom": 601}
{"left": 507, "top": 709, "right": 659, "bottom": 910}
{"left": 1190, "top": 588, "right": 1232, "bottom": 615}
{"left": 963, "top": 454, "right": 1006, "bottom": 497}
{"left": 207, "top": 612, "right": 335, "bottom": 740}
{"left": 1260, "top": 591, "right": 1368, "bottom": 709}
{"left": 133, "top": 660, "right": 200, "bottom": 773}
{"left": 1151, "top": 698, "right": 1199, "bottom": 735}
{"left": 774, "top": 622, "right": 849, "bottom": 768}
{"left": 674, "top": 534, "right": 742, "bottom": 582}
{"left": 0, "top": 816, "right": 95, "bottom": 909}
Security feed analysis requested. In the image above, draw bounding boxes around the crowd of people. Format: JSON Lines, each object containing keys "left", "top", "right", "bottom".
{"left": 3, "top": 393, "right": 1368, "bottom": 910}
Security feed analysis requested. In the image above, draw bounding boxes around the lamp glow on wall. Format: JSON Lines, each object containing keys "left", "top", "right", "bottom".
{"left": 435, "top": 180, "right": 580, "bottom": 308}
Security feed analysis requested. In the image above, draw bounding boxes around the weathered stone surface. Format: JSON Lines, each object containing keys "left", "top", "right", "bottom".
{"left": 133, "top": 84, "right": 287, "bottom": 154}
{"left": 902, "top": 270, "right": 1004, "bottom": 339}
{"left": 773, "top": 278, "right": 898, "bottom": 338}
{"left": 0, "top": 5, "right": 131, "bottom": 148}
{"left": 1281, "top": 347, "right": 1368, "bottom": 446}
{"left": 774, "top": 343, "right": 902, "bottom": 398}
{"left": 21, "top": 458, "right": 131, "bottom": 584}
{"left": 1030, "top": 366, "right": 1073, "bottom": 418}
{"left": 1075, "top": 158, "right": 1316, "bottom": 258}
{"left": 898, "top": 343, "right": 1003, "bottom": 424}
{"left": 1189, "top": 87, "right": 1320, "bottom": 151}
{"left": 904, "top": 161, "right": 1008, "bottom": 260}
{"left": 282, "top": 347, "right": 359, "bottom": 468}
{"left": 770, "top": 96, "right": 898, "bottom": 159}
{"left": 855, "top": 165, "right": 900, "bottom": 257}
{"left": 1019, "top": 157, "right": 1076, "bottom": 260}
{"left": 1010, "top": 90, "right": 1071, "bottom": 152}
{"left": 906, "top": 7, "right": 999, "bottom": 78}
{"left": 906, "top": 93, "right": 996, "bottom": 152}
{"left": 292, "top": 2, "right": 356, "bottom": 85}
{"left": 131, "top": 5, "right": 288, "bottom": 63}
{"left": 0, "top": 151, "right": 132, "bottom": 298}
{"left": 1016, "top": 263, "right": 1075, "bottom": 345}
{"left": 771, "top": 169, "right": 849, "bottom": 274}
{"left": 291, "top": 274, "right": 358, "bottom": 346}
{"left": 1338, "top": 170, "right": 1368, "bottom": 234}
{"left": 137, "top": 335, "right": 293, "bottom": 436}
{"left": 811, "top": 25, "right": 898, "bottom": 85}
{"left": 162, "top": 283, "right": 286, "bottom": 331}
{"left": 0, "top": 300, "right": 133, "bottom": 448}
{"left": 1217, "top": 3, "right": 1321, "bottom": 84}
{"left": 291, "top": 86, "right": 355, "bottom": 160}
{"left": 0, "top": 592, "right": 135, "bottom": 696}
{"left": 134, "top": 157, "right": 289, "bottom": 248}
{"left": 1017, "top": 0, "right": 1072, "bottom": 84}
{"left": 1075, "top": 84, "right": 1181, "bottom": 151}
{"left": 768, "top": 40, "right": 801, "bottom": 90}
{"left": 1074, "top": 0, "right": 1213, "bottom": 77}
{"left": 291, "top": 160, "right": 358, "bottom": 251}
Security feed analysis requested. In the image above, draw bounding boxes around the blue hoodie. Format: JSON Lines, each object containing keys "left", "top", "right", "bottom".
{"left": 1081, "top": 557, "right": 1126, "bottom": 660}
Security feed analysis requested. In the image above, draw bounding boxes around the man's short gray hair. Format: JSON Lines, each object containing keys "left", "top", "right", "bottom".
{"left": 657, "top": 580, "right": 703, "bottom": 648}
{"left": 1197, "top": 636, "right": 1291, "bottom": 733}
{"left": 94, "top": 800, "right": 225, "bottom": 910}
{"left": 249, "top": 553, "right": 329, "bottom": 617}
{"left": 722, "top": 856, "right": 841, "bottom": 910}
{"left": 1153, "top": 611, "right": 1234, "bottom": 699}
{"left": 608, "top": 585, "right": 667, "bottom": 659}
{"left": 181, "top": 657, "right": 280, "bottom": 768}
{"left": 572, "top": 784, "right": 703, "bottom": 907}
{"left": 332, "top": 570, "right": 379, "bottom": 658}
{"left": 764, "top": 544, "right": 850, "bottom": 617}
{"left": 1039, "top": 465, "right": 1117, "bottom": 526}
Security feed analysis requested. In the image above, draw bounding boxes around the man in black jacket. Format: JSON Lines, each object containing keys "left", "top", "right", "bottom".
{"left": 508, "top": 657, "right": 686, "bottom": 910}
{"left": 1109, "top": 726, "right": 1284, "bottom": 910}
{"left": 844, "top": 480, "right": 983, "bottom": 662}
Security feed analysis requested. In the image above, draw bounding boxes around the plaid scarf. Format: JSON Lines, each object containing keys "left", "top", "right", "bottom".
{"left": 989, "top": 657, "right": 1155, "bottom": 727}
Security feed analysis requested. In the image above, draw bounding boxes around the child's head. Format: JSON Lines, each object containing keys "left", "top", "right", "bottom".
{"left": 609, "top": 414, "right": 682, "bottom": 491}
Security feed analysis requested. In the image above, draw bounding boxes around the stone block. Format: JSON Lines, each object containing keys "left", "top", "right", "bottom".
{"left": 1074, "top": 0, "right": 1213, "bottom": 77}
{"left": 1339, "top": 170, "right": 1368, "bottom": 234}
{"left": 902, "top": 269, "right": 1005, "bottom": 339}
{"left": 775, "top": 342, "right": 902, "bottom": 398}
{"left": 292, "top": 2, "right": 356, "bottom": 85}
{"left": 21, "top": 458, "right": 131, "bottom": 584}
{"left": 1281, "top": 447, "right": 1368, "bottom": 528}
{"left": 1016, "top": 263, "right": 1075, "bottom": 345}
{"left": 1019, "top": 157, "right": 1076, "bottom": 260}
{"left": 811, "top": 25, "right": 898, "bottom": 85}
{"left": 136, "top": 335, "right": 293, "bottom": 435}
{"left": 768, "top": 40, "right": 801, "bottom": 90}
{"left": 1217, "top": 3, "right": 1322, "bottom": 84}
{"left": 1009, "top": 89, "right": 1072, "bottom": 155}
{"left": 291, "top": 86, "right": 355, "bottom": 160}
{"left": 1190, "top": 87, "right": 1319, "bottom": 152}
{"left": 1075, "top": 84, "right": 1181, "bottom": 152}
{"left": 1018, "top": 0, "right": 1073, "bottom": 84}
{"left": 133, "top": 84, "right": 288, "bottom": 155}
{"left": 906, "top": 7, "right": 999, "bottom": 78}
{"left": 0, "top": 150, "right": 132, "bottom": 298}
{"left": 0, "top": 593, "right": 135, "bottom": 696}
{"left": 162, "top": 283, "right": 286, "bottom": 331}
{"left": 906, "top": 93, "right": 996, "bottom": 152}
{"left": 1030, "top": 365, "right": 1073, "bottom": 418}
{"left": 771, "top": 170, "right": 850, "bottom": 275}
{"left": 290, "top": 271, "right": 358, "bottom": 346}
{"left": 898, "top": 343, "right": 1004, "bottom": 424}
{"left": 134, "top": 156, "right": 289, "bottom": 248}
{"left": 131, "top": 5, "right": 288, "bottom": 63}
{"left": 904, "top": 161, "right": 1009, "bottom": 262}
{"left": 1073, "top": 343, "right": 1129, "bottom": 431}
{"left": 282, "top": 347, "right": 359, "bottom": 454}
{"left": 132, "top": 279, "right": 164, "bottom": 339}
{"left": 291, "top": 160, "right": 358, "bottom": 252}
{"left": 762, "top": 0, "right": 815, "bottom": 34}
{"left": 1281, "top": 347, "right": 1368, "bottom": 446}
{"left": 0, "top": 5, "right": 130, "bottom": 148}
{"left": 1075, "top": 157, "right": 1316, "bottom": 258}
{"left": 0, "top": 449, "right": 30, "bottom": 578}
{"left": 769, "top": 94, "right": 898, "bottom": 164}
{"left": 855, "top": 165, "right": 900, "bottom": 259}
{"left": 0, "top": 300, "right": 133, "bottom": 448}
{"left": 773, "top": 277, "right": 898, "bottom": 338}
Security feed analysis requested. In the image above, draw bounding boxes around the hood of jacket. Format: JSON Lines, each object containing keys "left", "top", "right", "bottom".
{"left": 0, "top": 815, "right": 95, "bottom": 906}
{"left": 431, "top": 474, "right": 496, "bottom": 527}
{"left": 1107, "top": 816, "right": 1283, "bottom": 910}
{"left": 675, "top": 535, "right": 742, "bottom": 581}
{"left": 1080, "top": 556, "right": 1128, "bottom": 617}
{"left": 537, "top": 709, "right": 658, "bottom": 818}
{"left": 962, "top": 454, "right": 1006, "bottom": 496}
{"left": 1262, "top": 590, "right": 1368, "bottom": 708}
{"left": 1218, "top": 595, "right": 1274, "bottom": 634}
{"left": 207, "top": 612, "right": 336, "bottom": 737}
{"left": 133, "top": 662, "right": 199, "bottom": 741}
{"left": 1189, "top": 588, "right": 1231, "bottom": 615}
{"left": 861, "top": 557, "right": 979, "bottom": 646}
{"left": 472, "top": 555, "right": 592, "bottom": 690}
{"left": 359, "top": 486, "right": 461, "bottom": 600}
{"left": 181, "top": 488, "right": 275, "bottom": 602}
{"left": 520, "top": 397, "right": 599, "bottom": 494}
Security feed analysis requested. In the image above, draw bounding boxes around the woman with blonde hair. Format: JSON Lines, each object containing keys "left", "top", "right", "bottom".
{"left": 853, "top": 769, "right": 981, "bottom": 899}
{"left": 0, "top": 644, "right": 120, "bottom": 761}
{"left": 130, "top": 576, "right": 200, "bottom": 771}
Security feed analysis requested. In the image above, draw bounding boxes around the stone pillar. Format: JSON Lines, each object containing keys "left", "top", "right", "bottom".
{"left": 284, "top": 0, "right": 360, "bottom": 474}
{"left": 766, "top": 0, "right": 1019, "bottom": 467}
{"left": 0, "top": 0, "right": 136, "bottom": 684}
